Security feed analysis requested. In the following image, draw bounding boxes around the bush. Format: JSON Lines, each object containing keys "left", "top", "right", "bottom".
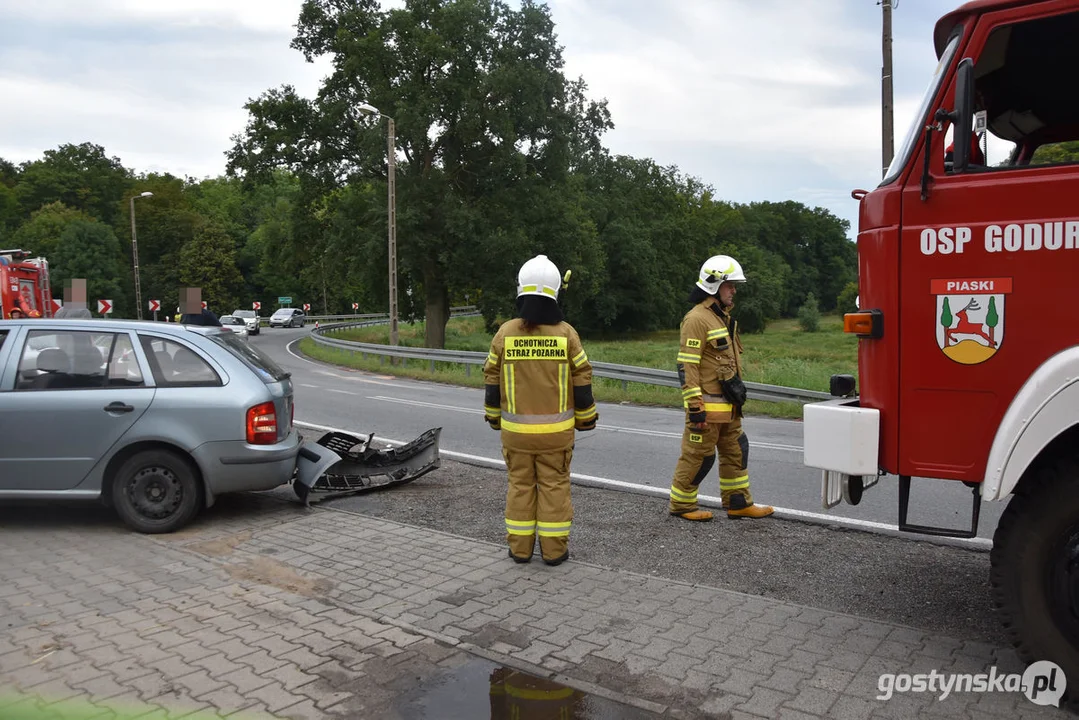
{"left": 836, "top": 281, "right": 859, "bottom": 314}
{"left": 798, "top": 292, "right": 821, "bottom": 332}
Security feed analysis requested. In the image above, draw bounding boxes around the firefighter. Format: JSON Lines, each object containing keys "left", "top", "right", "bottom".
{"left": 8, "top": 307, "right": 24, "bottom": 319}
{"left": 668, "top": 255, "right": 774, "bottom": 521}
{"left": 483, "top": 255, "right": 598, "bottom": 565}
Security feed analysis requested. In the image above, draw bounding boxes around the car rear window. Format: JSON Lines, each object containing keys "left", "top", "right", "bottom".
{"left": 210, "top": 331, "right": 291, "bottom": 383}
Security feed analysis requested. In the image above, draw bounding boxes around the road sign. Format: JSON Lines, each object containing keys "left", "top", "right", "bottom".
{"left": 97, "top": 299, "right": 113, "bottom": 315}
{"left": 278, "top": 296, "right": 292, "bottom": 304}
{"left": 303, "top": 303, "right": 311, "bottom": 312}
{"left": 351, "top": 303, "right": 359, "bottom": 310}
{"left": 50, "top": 299, "right": 62, "bottom": 315}
{"left": 252, "top": 301, "right": 261, "bottom": 310}
{"left": 148, "top": 299, "right": 161, "bottom": 312}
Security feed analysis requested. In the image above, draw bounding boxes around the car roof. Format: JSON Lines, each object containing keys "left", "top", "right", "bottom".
{"left": 0, "top": 318, "right": 225, "bottom": 338}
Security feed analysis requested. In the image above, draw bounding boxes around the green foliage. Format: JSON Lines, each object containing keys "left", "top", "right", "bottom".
{"left": 15, "top": 143, "right": 130, "bottom": 224}
{"left": 797, "top": 292, "right": 821, "bottom": 333}
{"left": 50, "top": 221, "right": 129, "bottom": 315}
{"left": 1030, "top": 141, "right": 1079, "bottom": 165}
{"left": 11, "top": 202, "right": 97, "bottom": 260}
{"left": 178, "top": 222, "right": 246, "bottom": 314}
{"left": 836, "top": 281, "right": 859, "bottom": 314}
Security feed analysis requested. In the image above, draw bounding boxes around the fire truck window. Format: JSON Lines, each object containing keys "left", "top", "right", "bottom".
{"left": 138, "top": 336, "right": 221, "bottom": 387}
{"left": 15, "top": 330, "right": 112, "bottom": 391}
{"left": 971, "top": 11, "right": 1079, "bottom": 169}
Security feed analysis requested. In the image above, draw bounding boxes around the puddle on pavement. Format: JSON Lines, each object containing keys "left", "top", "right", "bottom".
{"left": 395, "top": 656, "right": 662, "bottom": 719}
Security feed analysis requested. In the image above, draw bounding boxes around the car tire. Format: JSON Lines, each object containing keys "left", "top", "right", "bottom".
{"left": 111, "top": 450, "right": 202, "bottom": 534}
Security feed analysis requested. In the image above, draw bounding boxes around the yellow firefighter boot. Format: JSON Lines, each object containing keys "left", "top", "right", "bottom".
{"left": 671, "top": 509, "right": 714, "bottom": 522}
{"left": 726, "top": 494, "right": 774, "bottom": 519}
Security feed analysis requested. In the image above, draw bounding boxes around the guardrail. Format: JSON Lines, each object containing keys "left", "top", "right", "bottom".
{"left": 270, "top": 305, "right": 478, "bottom": 324}
{"left": 307, "top": 318, "right": 832, "bottom": 405}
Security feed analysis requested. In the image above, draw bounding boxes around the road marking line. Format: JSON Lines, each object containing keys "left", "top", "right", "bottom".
{"left": 365, "top": 398, "right": 802, "bottom": 451}
{"left": 293, "top": 419, "right": 991, "bottom": 550}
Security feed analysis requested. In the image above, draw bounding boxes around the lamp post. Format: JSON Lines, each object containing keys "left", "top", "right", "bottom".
{"left": 130, "top": 191, "right": 153, "bottom": 320}
{"left": 357, "top": 102, "right": 398, "bottom": 347}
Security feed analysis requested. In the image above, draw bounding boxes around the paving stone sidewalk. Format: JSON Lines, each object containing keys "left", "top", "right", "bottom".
{"left": 0, "top": 495, "right": 1069, "bottom": 719}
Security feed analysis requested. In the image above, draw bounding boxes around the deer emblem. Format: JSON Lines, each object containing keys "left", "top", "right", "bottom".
{"left": 948, "top": 298, "right": 997, "bottom": 348}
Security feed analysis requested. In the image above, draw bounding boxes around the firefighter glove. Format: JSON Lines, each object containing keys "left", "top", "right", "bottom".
{"left": 687, "top": 407, "right": 707, "bottom": 427}
{"left": 484, "top": 414, "right": 501, "bottom": 431}
{"left": 576, "top": 413, "right": 598, "bottom": 431}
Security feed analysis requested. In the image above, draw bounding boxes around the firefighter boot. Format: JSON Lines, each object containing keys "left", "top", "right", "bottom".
{"left": 671, "top": 508, "right": 714, "bottom": 522}
{"left": 726, "top": 493, "right": 774, "bottom": 519}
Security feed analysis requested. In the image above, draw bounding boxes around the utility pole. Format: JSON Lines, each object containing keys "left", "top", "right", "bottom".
{"left": 881, "top": 0, "right": 895, "bottom": 177}
{"left": 387, "top": 116, "right": 398, "bottom": 347}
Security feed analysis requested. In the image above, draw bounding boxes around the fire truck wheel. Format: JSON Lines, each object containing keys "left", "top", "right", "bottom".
{"left": 111, "top": 450, "right": 202, "bottom": 534}
{"left": 991, "top": 457, "right": 1079, "bottom": 700}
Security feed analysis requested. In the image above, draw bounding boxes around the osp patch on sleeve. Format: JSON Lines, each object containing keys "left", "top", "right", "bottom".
{"left": 689, "top": 433, "right": 703, "bottom": 443}
{"left": 686, "top": 339, "right": 701, "bottom": 349}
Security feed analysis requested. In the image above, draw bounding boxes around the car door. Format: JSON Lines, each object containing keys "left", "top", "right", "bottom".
{"left": 0, "top": 328, "right": 154, "bottom": 491}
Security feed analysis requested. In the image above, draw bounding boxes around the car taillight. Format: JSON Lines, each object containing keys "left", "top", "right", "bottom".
{"left": 246, "top": 401, "right": 278, "bottom": 445}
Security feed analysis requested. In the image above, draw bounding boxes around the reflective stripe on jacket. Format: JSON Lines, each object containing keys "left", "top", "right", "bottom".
{"left": 484, "top": 318, "right": 594, "bottom": 452}
{"left": 676, "top": 299, "right": 742, "bottom": 411}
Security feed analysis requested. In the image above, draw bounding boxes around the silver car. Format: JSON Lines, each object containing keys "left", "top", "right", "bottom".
{"left": 0, "top": 319, "right": 321, "bottom": 533}
{"left": 231, "top": 309, "right": 260, "bottom": 335}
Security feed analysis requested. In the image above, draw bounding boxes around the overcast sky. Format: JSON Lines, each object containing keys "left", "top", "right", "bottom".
{"left": 0, "top": 0, "right": 961, "bottom": 235}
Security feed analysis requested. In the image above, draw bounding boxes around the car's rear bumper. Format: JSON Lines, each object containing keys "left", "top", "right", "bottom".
{"left": 194, "top": 429, "right": 301, "bottom": 494}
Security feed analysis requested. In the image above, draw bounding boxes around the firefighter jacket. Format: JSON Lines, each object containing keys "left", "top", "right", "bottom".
{"left": 484, "top": 318, "right": 596, "bottom": 453}
{"left": 677, "top": 299, "right": 743, "bottom": 423}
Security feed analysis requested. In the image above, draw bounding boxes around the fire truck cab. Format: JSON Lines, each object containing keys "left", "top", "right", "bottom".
{"left": 0, "top": 249, "right": 52, "bottom": 320}
{"left": 804, "top": 0, "right": 1079, "bottom": 694}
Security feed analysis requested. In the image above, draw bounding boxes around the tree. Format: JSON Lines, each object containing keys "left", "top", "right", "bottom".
{"left": 16, "top": 143, "right": 130, "bottom": 224}
{"left": 10, "top": 202, "right": 97, "bottom": 260}
{"left": 940, "top": 297, "right": 954, "bottom": 345}
{"left": 836, "top": 281, "right": 859, "bottom": 314}
{"left": 118, "top": 175, "right": 202, "bottom": 312}
{"left": 986, "top": 296, "right": 999, "bottom": 345}
{"left": 228, "top": 0, "right": 611, "bottom": 347}
{"left": 798, "top": 292, "right": 821, "bottom": 332}
{"left": 50, "top": 221, "right": 129, "bottom": 315}
{"left": 178, "top": 222, "right": 246, "bottom": 315}
{"left": 1030, "top": 141, "right": 1079, "bottom": 165}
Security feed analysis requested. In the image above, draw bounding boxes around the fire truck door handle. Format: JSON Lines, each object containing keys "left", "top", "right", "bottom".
{"left": 104, "top": 402, "right": 135, "bottom": 414}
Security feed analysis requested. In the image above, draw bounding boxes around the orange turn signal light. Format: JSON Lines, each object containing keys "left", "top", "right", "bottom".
{"left": 843, "top": 310, "right": 883, "bottom": 339}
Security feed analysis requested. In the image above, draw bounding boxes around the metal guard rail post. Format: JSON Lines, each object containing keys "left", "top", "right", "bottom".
{"left": 307, "top": 317, "right": 832, "bottom": 405}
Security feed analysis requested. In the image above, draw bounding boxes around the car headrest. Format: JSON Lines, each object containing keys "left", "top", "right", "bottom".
{"left": 37, "top": 348, "right": 70, "bottom": 373}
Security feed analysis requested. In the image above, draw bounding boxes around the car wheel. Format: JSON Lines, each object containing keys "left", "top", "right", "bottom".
{"left": 111, "top": 450, "right": 201, "bottom": 534}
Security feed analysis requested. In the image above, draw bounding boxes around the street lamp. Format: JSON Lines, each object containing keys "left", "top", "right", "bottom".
{"left": 357, "top": 102, "right": 398, "bottom": 347}
{"left": 130, "top": 191, "right": 153, "bottom": 320}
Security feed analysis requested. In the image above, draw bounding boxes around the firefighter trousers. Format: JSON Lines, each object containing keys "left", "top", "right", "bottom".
{"left": 503, "top": 447, "right": 574, "bottom": 562}
{"left": 669, "top": 415, "right": 752, "bottom": 514}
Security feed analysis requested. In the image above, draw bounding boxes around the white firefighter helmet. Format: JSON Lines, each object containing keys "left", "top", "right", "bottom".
{"left": 516, "top": 255, "right": 562, "bottom": 300}
{"left": 695, "top": 255, "right": 746, "bottom": 294}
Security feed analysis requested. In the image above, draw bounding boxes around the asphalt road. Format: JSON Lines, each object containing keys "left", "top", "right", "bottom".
{"left": 252, "top": 327, "right": 1006, "bottom": 544}
{"left": 248, "top": 327, "right": 1016, "bottom": 647}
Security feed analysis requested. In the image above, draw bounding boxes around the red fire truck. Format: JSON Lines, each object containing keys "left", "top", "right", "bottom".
{"left": 804, "top": 0, "right": 1079, "bottom": 691}
{"left": 0, "top": 249, "right": 52, "bottom": 319}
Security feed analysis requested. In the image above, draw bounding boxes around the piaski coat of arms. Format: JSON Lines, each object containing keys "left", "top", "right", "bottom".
{"left": 932, "top": 277, "right": 1011, "bottom": 365}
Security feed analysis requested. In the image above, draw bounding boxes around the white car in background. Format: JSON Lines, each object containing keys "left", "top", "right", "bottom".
{"left": 231, "top": 309, "right": 260, "bottom": 335}
{"left": 219, "top": 315, "right": 249, "bottom": 340}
